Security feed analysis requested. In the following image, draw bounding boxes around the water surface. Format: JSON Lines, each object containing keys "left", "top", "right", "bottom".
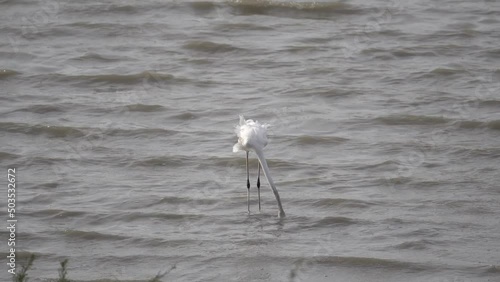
{"left": 0, "top": 0, "right": 499, "bottom": 281}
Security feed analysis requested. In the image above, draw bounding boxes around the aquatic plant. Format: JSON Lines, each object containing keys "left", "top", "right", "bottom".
{"left": 13, "top": 253, "right": 173, "bottom": 282}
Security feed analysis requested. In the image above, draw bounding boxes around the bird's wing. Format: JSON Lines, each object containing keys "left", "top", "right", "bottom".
{"left": 233, "top": 142, "right": 245, "bottom": 153}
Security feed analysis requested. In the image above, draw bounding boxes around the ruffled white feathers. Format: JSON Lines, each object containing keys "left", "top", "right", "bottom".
{"left": 233, "top": 115, "right": 269, "bottom": 153}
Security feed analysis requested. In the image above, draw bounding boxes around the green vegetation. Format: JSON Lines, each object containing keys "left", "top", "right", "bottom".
{"left": 148, "top": 265, "right": 176, "bottom": 282}
{"left": 13, "top": 253, "right": 35, "bottom": 282}
{"left": 12, "top": 254, "right": 175, "bottom": 282}
{"left": 58, "top": 259, "right": 70, "bottom": 282}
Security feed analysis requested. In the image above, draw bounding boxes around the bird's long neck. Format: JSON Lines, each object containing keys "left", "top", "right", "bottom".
{"left": 254, "top": 149, "right": 285, "bottom": 217}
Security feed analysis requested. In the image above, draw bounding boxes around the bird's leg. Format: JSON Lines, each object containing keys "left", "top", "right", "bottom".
{"left": 257, "top": 162, "right": 261, "bottom": 212}
{"left": 246, "top": 151, "right": 250, "bottom": 214}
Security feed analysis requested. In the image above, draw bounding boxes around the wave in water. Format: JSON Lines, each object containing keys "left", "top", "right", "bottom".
{"left": 0, "top": 69, "right": 20, "bottom": 79}
{"left": 223, "top": 0, "right": 365, "bottom": 17}
{"left": 374, "top": 114, "right": 500, "bottom": 131}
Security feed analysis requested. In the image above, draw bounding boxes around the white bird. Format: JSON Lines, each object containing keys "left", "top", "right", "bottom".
{"left": 233, "top": 115, "right": 285, "bottom": 217}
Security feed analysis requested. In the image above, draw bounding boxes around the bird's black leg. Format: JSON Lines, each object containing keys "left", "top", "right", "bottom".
{"left": 257, "top": 162, "right": 261, "bottom": 212}
{"left": 246, "top": 151, "right": 250, "bottom": 213}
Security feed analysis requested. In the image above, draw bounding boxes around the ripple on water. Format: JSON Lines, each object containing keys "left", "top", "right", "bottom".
{"left": 293, "top": 198, "right": 376, "bottom": 209}
{"left": 183, "top": 40, "right": 245, "bottom": 53}
{"left": 61, "top": 229, "right": 131, "bottom": 241}
{"left": 225, "top": 1, "right": 365, "bottom": 17}
{"left": 15, "top": 104, "right": 67, "bottom": 114}
{"left": 295, "top": 135, "right": 349, "bottom": 146}
{"left": 0, "top": 69, "right": 20, "bottom": 79}
{"left": 0, "top": 122, "right": 85, "bottom": 138}
{"left": 374, "top": 114, "right": 451, "bottom": 126}
{"left": 124, "top": 104, "right": 166, "bottom": 112}
{"left": 312, "top": 255, "right": 433, "bottom": 272}
{"left": 393, "top": 239, "right": 437, "bottom": 250}
{"left": 304, "top": 216, "right": 364, "bottom": 229}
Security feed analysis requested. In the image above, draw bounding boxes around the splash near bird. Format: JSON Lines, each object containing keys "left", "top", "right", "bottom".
{"left": 233, "top": 115, "right": 285, "bottom": 217}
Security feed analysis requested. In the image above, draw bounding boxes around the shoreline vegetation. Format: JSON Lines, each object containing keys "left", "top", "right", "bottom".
{"left": 13, "top": 254, "right": 174, "bottom": 282}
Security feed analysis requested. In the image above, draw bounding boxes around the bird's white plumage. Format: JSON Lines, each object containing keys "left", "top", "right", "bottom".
{"left": 233, "top": 115, "right": 269, "bottom": 153}
{"left": 233, "top": 115, "right": 285, "bottom": 217}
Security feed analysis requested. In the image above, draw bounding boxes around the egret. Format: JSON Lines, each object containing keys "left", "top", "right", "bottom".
{"left": 233, "top": 115, "right": 285, "bottom": 217}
